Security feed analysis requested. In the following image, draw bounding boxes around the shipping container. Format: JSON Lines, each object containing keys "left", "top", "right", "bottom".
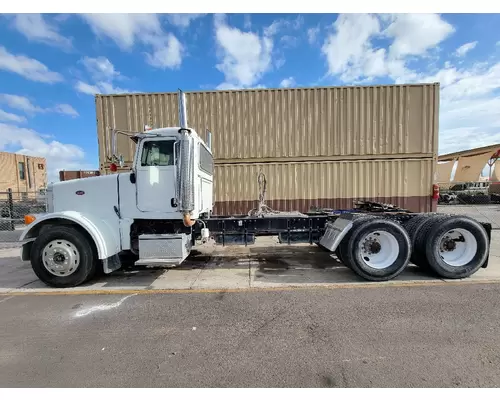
{"left": 96, "top": 83, "right": 439, "bottom": 167}
{"left": 212, "top": 158, "right": 434, "bottom": 215}
{"left": 59, "top": 170, "right": 100, "bottom": 182}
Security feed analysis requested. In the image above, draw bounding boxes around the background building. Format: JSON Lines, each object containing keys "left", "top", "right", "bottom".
{"left": 0, "top": 151, "right": 47, "bottom": 198}
{"left": 95, "top": 84, "right": 439, "bottom": 214}
{"left": 437, "top": 144, "right": 500, "bottom": 187}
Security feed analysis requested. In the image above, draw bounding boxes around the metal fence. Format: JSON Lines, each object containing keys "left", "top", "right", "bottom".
{"left": 438, "top": 192, "right": 500, "bottom": 229}
{"left": 0, "top": 189, "right": 47, "bottom": 242}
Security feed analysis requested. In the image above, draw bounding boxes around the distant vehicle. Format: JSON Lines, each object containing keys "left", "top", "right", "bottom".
{"left": 448, "top": 181, "right": 490, "bottom": 194}
{"left": 439, "top": 181, "right": 491, "bottom": 204}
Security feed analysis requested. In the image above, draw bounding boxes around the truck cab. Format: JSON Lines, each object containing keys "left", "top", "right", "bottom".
{"left": 19, "top": 91, "right": 215, "bottom": 287}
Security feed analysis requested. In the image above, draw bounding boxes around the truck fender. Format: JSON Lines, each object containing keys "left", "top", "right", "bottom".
{"left": 19, "top": 211, "right": 121, "bottom": 262}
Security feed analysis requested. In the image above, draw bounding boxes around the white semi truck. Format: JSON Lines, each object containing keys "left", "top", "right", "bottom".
{"left": 19, "top": 91, "right": 492, "bottom": 287}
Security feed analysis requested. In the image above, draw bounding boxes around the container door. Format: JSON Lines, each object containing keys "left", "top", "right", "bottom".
{"left": 136, "top": 139, "right": 178, "bottom": 213}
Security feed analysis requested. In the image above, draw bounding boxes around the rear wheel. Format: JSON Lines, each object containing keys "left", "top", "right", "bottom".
{"left": 337, "top": 215, "right": 376, "bottom": 269}
{"left": 421, "top": 216, "right": 489, "bottom": 279}
{"left": 30, "top": 225, "right": 97, "bottom": 288}
{"left": 410, "top": 214, "right": 451, "bottom": 270}
{"left": 341, "top": 218, "right": 411, "bottom": 281}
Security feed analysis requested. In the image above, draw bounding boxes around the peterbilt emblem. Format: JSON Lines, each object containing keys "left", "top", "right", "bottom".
{"left": 75, "top": 190, "right": 85, "bottom": 195}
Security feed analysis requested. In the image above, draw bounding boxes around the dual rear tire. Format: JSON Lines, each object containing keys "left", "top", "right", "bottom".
{"left": 336, "top": 214, "right": 489, "bottom": 281}
{"left": 404, "top": 214, "right": 489, "bottom": 279}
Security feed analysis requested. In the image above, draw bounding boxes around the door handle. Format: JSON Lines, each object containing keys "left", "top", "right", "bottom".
{"left": 171, "top": 198, "right": 178, "bottom": 208}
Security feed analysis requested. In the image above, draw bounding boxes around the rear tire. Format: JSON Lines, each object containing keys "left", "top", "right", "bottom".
{"left": 410, "top": 214, "right": 451, "bottom": 270}
{"left": 341, "top": 218, "right": 411, "bottom": 281}
{"left": 30, "top": 225, "right": 97, "bottom": 288}
{"left": 337, "top": 215, "right": 377, "bottom": 269}
{"left": 421, "top": 216, "right": 489, "bottom": 279}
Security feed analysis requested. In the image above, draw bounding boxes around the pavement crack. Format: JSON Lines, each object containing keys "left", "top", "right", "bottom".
{"left": 250, "top": 308, "right": 287, "bottom": 336}
{"left": 14, "top": 279, "right": 39, "bottom": 290}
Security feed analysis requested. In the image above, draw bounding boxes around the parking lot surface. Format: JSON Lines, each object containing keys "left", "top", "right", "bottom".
{"left": 2, "top": 283, "right": 500, "bottom": 387}
{"left": 2, "top": 230, "right": 500, "bottom": 387}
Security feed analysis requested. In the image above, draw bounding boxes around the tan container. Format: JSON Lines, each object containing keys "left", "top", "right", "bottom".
{"left": 212, "top": 158, "right": 435, "bottom": 215}
{"left": 96, "top": 83, "right": 439, "bottom": 166}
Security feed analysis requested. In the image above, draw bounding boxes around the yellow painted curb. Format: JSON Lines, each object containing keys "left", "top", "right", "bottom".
{"left": 2, "top": 278, "right": 500, "bottom": 297}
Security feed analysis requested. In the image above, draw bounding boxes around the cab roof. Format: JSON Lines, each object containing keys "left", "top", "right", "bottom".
{"left": 131, "top": 127, "right": 201, "bottom": 143}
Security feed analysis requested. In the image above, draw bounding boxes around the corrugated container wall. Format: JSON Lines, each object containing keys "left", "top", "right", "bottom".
{"left": 96, "top": 84, "right": 439, "bottom": 167}
{"left": 213, "top": 159, "right": 434, "bottom": 214}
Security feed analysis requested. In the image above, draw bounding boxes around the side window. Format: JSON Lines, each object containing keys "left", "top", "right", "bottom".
{"left": 141, "top": 140, "right": 175, "bottom": 166}
{"left": 199, "top": 143, "right": 213, "bottom": 175}
{"left": 18, "top": 161, "right": 25, "bottom": 180}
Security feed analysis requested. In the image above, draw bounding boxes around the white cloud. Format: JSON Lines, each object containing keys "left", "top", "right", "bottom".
{"left": 321, "top": 13, "right": 453, "bottom": 83}
{"left": 440, "top": 62, "right": 500, "bottom": 100}
{"left": 0, "top": 123, "right": 92, "bottom": 183}
{"left": 322, "top": 14, "right": 381, "bottom": 77}
{"left": 307, "top": 26, "right": 320, "bottom": 44}
{"left": 280, "top": 35, "right": 299, "bottom": 48}
{"left": 80, "top": 14, "right": 184, "bottom": 70}
{"left": 52, "top": 104, "right": 79, "bottom": 118}
{"left": 430, "top": 62, "right": 500, "bottom": 154}
{"left": 144, "top": 34, "right": 183, "bottom": 69}
{"left": 75, "top": 81, "right": 131, "bottom": 96}
{"left": 280, "top": 77, "right": 296, "bottom": 88}
{"left": 75, "top": 81, "right": 100, "bottom": 96}
{"left": 0, "top": 109, "right": 26, "bottom": 123}
{"left": 0, "top": 94, "right": 78, "bottom": 118}
{"left": 455, "top": 41, "right": 477, "bottom": 57}
{"left": 166, "top": 14, "right": 205, "bottom": 28}
{"left": 264, "top": 15, "right": 303, "bottom": 37}
{"left": 76, "top": 57, "right": 132, "bottom": 95}
{"left": 384, "top": 13, "right": 455, "bottom": 58}
{"left": 214, "top": 16, "right": 273, "bottom": 88}
{"left": 80, "top": 13, "right": 161, "bottom": 50}
{"left": 8, "top": 14, "right": 72, "bottom": 50}
{"left": 81, "top": 56, "right": 119, "bottom": 81}
{"left": 0, "top": 94, "right": 43, "bottom": 114}
{"left": 0, "top": 46, "right": 63, "bottom": 83}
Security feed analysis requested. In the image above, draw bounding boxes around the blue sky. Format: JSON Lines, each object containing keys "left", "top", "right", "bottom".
{"left": 1, "top": 13, "right": 500, "bottom": 182}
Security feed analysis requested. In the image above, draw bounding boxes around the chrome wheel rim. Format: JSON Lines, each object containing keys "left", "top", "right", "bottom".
{"left": 42, "top": 239, "right": 80, "bottom": 277}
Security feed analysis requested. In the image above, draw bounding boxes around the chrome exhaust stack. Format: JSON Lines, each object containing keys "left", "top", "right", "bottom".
{"left": 177, "top": 89, "right": 195, "bottom": 227}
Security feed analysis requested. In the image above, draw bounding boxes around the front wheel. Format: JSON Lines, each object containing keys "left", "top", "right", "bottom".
{"left": 30, "top": 225, "right": 97, "bottom": 288}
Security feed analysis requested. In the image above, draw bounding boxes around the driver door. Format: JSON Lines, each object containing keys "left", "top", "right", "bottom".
{"left": 135, "top": 138, "right": 178, "bottom": 213}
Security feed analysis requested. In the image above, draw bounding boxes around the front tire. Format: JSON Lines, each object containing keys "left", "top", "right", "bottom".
{"left": 30, "top": 225, "right": 97, "bottom": 288}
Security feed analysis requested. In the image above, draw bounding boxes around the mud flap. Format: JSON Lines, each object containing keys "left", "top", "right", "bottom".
{"left": 318, "top": 214, "right": 354, "bottom": 252}
{"left": 102, "top": 254, "right": 122, "bottom": 274}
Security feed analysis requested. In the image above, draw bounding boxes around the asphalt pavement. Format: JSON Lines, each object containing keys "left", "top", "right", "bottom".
{"left": 2, "top": 283, "right": 500, "bottom": 388}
